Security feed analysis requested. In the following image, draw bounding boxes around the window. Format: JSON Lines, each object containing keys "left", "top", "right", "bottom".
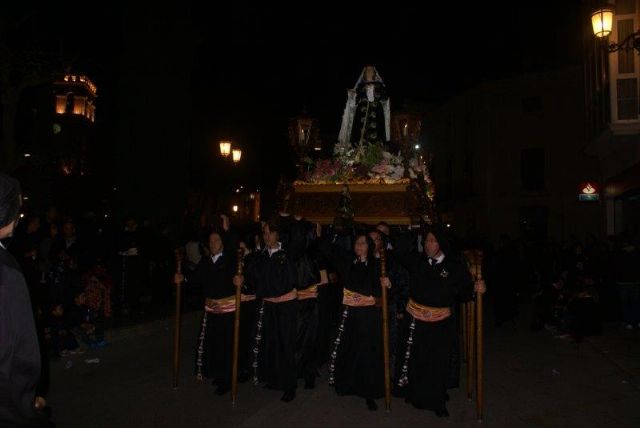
{"left": 618, "top": 19, "right": 635, "bottom": 74}
{"left": 521, "top": 148, "right": 545, "bottom": 191}
{"left": 55, "top": 95, "right": 66, "bottom": 114}
{"left": 611, "top": 2, "right": 639, "bottom": 124}
{"left": 73, "top": 97, "right": 86, "bottom": 116}
{"left": 617, "top": 78, "right": 638, "bottom": 120}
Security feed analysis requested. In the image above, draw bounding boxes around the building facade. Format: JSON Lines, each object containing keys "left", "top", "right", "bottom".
{"left": 583, "top": 0, "right": 640, "bottom": 238}
{"left": 427, "top": 67, "right": 603, "bottom": 244}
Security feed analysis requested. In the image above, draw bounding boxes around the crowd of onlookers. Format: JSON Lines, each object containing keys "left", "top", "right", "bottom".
{"left": 478, "top": 232, "right": 640, "bottom": 342}
{"left": 6, "top": 207, "right": 176, "bottom": 361}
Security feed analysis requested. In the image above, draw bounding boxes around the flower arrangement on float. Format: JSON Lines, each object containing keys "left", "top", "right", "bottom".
{"left": 296, "top": 143, "right": 431, "bottom": 185}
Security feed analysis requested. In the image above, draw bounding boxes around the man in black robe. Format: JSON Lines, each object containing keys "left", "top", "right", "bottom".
{"left": 317, "top": 232, "right": 386, "bottom": 411}
{"left": 0, "top": 173, "right": 47, "bottom": 427}
{"left": 393, "top": 225, "right": 485, "bottom": 418}
{"left": 241, "top": 220, "right": 298, "bottom": 402}
{"left": 288, "top": 217, "right": 322, "bottom": 389}
{"left": 184, "top": 226, "right": 238, "bottom": 394}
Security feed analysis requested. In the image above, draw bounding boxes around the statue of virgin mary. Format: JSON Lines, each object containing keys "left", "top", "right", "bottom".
{"left": 337, "top": 66, "right": 391, "bottom": 154}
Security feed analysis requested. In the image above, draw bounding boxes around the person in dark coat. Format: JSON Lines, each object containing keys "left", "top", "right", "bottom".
{"left": 315, "top": 219, "right": 352, "bottom": 366}
{"left": 0, "top": 173, "right": 47, "bottom": 427}
{"left": 318, "top": 231, "right": 388, "bottom": 411}
{"left": 393, "top": 225, "right": 485, "bottom": 418}
{"left": 288, "top": 218, "right": 322, "bottom": 390}
{"left": 177, "top": 217, "right": 244, "bottom": 395}
{"left": 241, "top": 219, "right": 299, "bottom": 402}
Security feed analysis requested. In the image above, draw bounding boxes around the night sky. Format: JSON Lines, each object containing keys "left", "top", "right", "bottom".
{"left": 6, "top": 2, "right": 585, "bottom": 219}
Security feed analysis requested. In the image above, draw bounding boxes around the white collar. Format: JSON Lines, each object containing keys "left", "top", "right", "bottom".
{"left": 353, "top": 256, "right": 368, "bottom": 266}
{"left": 211, "top": 252, "right": 223, "bottom": 263}
{"left": 429, "top": 253, "right": 445, "bottom": 265}
{"left": 268, "top": 242, "right": 282, "bottom": 256}
{"left": 0, "top": 241, "right": 5, "bottom": 250}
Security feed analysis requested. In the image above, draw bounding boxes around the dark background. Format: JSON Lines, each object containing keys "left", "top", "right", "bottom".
{"left": 4, "top": 1, "right": 585, "bottom": 224}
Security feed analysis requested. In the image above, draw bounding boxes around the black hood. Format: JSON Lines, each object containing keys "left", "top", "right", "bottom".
{"left": 424, "top": 224, "right": 450, "bottom": 254}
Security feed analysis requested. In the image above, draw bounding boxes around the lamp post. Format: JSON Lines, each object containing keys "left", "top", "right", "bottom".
{"left": 232, "top": 149, "right": 242, "bottom": 164}
{"left": 218, "top": 140, "right": 242, "bottom": 164}
{"left": 591, "top": 4, "right": 640, "bottom": 53}
{"left": 219, "top": 140, "right": 232, "bottom": 157}
{"left": 216, "top": 140, "right": 244, "bottom": 217}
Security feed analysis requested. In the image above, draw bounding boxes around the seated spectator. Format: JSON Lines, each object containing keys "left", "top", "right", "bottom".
{"left": 69, "top": 292, "right": 105, "bottom": 349}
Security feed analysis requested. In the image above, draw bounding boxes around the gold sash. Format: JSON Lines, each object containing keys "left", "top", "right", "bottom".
{"left": 406, "top": 299, "right": 451, "bottom": 322}
{"left": 241, "top": 294, "right": 256, "bottom": 302}
{"left": 204, "top": 293, "right": 256, "bottom": 313}
{"left": 297, "top": 285, "right": 318, "bottom": 300}
{"left": 204, "top": 295, "right": 236, "bottom": 314}
{"left": 263, "top": 288, "right": 298, "bottom": 303}
{"left": 342, "top": 288, "right": 376, "bottom": 307}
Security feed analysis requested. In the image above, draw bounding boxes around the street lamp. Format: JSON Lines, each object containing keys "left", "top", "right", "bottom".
{"left": 232, "top": 149, "right": 242, "bottom": 164}
{"left": 591, "top": 4, "right": 640, "bottom": 53}
{"left": 591, "top": 5, "right": 613, "bottom": 38}
{"left": 219, "top": 140, "right": 232, "bottom": 157}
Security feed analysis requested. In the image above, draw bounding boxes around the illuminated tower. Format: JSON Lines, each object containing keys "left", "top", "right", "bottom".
{"left": 52, "top": 73, "right": 97, "bottom": 176}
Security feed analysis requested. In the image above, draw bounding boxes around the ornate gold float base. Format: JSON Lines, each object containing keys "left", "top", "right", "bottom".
{"left": 291, "top": 183, "right": 422, "bottom": 225}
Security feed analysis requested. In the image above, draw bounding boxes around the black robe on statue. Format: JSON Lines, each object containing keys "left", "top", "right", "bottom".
{"left": 349, "top": 81, "right": 388, "bottom": 146}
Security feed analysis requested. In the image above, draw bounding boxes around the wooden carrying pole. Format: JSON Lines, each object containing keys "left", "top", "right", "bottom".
{"left": 475, "top": 253, "right": 484, "bottom": 422}
{"left": 231, "top": 248, "right": 244, "bottom": 405}
{"left": 467, "top": 300, "right": 475, "bottom": 400}
{"left": 461, "top": 302, "right": 468, "bottom": 362}
{"left": 463, "top": 250, "right": 476, "bottom": 401}
{"left": 379, "top": 248, "right": 392, "bottom": 412}
{"left": 173, "top": 249, "right": 184, "bottom": 389}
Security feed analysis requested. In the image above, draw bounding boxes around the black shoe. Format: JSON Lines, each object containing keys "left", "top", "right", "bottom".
{"left": 366, "top": 399, "right": 378, "bottom": 411}
{"left": 434, "top": 408, "right": 449, "bottom": 418}
{"left": 214, "top": 384, "right": 230, "bottom": 395}
{"left": 304, "top": 377, "right": 315, "bottom": 389}
{"left": 281, "top": 389, "right": 296, "bottom": 402}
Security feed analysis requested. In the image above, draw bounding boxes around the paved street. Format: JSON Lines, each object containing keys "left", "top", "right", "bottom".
{"left": 46, "top": 303, "right": 640, "bottom": 428}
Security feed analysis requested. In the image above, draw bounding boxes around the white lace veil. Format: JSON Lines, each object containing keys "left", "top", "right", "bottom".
{"left": 337, "top": 66, "right": 391, "bottom": 150}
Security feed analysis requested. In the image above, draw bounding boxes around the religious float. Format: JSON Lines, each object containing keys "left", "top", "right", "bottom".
{"left": 282, "top": 66, "right": 437, "bottom": 227}
{"left": 278, "top": 66, "right": 485, "bottom": 420}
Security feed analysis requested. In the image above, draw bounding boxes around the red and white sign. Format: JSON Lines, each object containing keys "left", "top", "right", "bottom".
{"left": 578, "top": 182, "right": 600, "bottom": 201}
